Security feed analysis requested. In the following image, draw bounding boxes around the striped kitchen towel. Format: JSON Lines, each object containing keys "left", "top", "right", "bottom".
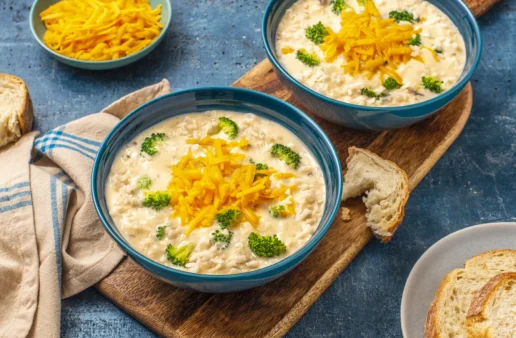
{"left": 0, "top": 79, "right": 171, "bottom": 338}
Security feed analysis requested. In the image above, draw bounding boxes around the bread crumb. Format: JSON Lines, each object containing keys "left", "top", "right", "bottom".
{"left": 341, "top": 207, "right": 351, "bottom": 222}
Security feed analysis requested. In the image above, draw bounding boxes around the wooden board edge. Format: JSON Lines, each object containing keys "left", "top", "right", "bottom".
{"left": 96, "top": 276, "right": 183, "bottom": 338}
{"left": 264, "top": 84, "right": 473, "bottom": 337}
{"left": 233, "top": 59, "right": 272, "bottom": 86}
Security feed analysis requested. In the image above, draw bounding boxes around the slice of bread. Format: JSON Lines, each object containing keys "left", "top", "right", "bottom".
{"left": 0, "top": 74, "right": 33, "bottom": 148}
{"left": 341, "top": 147, "right": 409, "bottom": 242}
{"left": 466, "top": 272, "right": 516, "bottom": 338}
{"left": 425, "top": 250, "right": 516, "bottom": 338}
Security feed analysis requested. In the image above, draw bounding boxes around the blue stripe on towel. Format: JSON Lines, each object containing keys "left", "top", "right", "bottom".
{"left": 48, "top": 138, "right": 98, "bottom": 154}
{"left": 38, "top": 144, "right": 95, "bottom": 161}
{"left": 54, "top": 171, "right": 67, "bottom": 179}
{"left": 59, "top": 131, "right": 102, "bottom": 147}
{"left": 49, "top": 126, "right": 64, "bottom": 159}
{"left": 0, "top": 200, "right": 32, "bottom": 214}
{"left": 0, "top": 181, "right": 30, "bottom": 193}
{"left": 63, "top": 178, "right": 78, "bottom": 190}
{"left": 50, "top": 175, "right": 62, "bottom": 287}
{"left": 52, "top": 171, "right": 78, "bottom": 191}
{"left": 34, "top": 127, "right": 100, "bottom": 161}
{"left": 0, "top": 190, "right": 31, "bottom": 203}
{"left": 35, "top": 130, "right": 102, "bottom": 147}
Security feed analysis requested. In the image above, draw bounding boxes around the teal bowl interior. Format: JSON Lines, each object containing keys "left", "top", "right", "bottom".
{"left": 92, "top": 87, "right": 343, "bottom": 293}
{"left": 262, "top": 0, "right": 482, "bottom": 130}
{"left": 29, "top": 0, "right": 171, "bottom": 70}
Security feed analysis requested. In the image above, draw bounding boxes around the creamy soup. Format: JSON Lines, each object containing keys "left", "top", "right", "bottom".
{"left": 276, "top": 0, "right": 466, "bottom": 107}
{"left": 106, "top": 111, "right": 326, "bottom": 274}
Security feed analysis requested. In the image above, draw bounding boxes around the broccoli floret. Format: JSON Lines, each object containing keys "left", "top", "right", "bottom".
{"left": 331, "top": 0, "right": 348, "bottom": 15}
{"left": 142, "top": 191, "right": 170, "bottom": 210}
{"left": 165, "top": 243, "right": 195, "bottom": 267}
{"left": 248, "top": 232, "right": 287, "bottom": 257}
{"left": 269, "top": 205, "right": 287, "bottom": 218}
{"left": 382, "top": 77, "right": 402, "bottom": 90}
{"left": 305, "top": 22, "right": 328, "bottom": 45}
{"left": 296, "top": 50, "right": 320, "bottom": 67}
{"left": 389, "top": 10, "right": 419, "bottom": 23}
{"left": 361, "top": 88, "right": 389, "bottom": 100}
{"left": 215, "top": 209, "right": 240, "bottom": 229}
{"left": 422, "top": 76, "right": 444, "bottom": 93}
{"left": 408, "top": 34, "right": 421, "bottom": 46}
{"left": 156, "top": 226, "right": 166, "bottom": 240}
{"left": 250, "top": 159, "right": 269, "bottom": 171}
{"left": 137, "top": 175, "right": 152, "bottom": 189}
{"left": 434, "top": 48, "right": 443, "bottom": 54}
{"left": 270, "top": 144, "right": 301, "bottom": 169}
{"left": 141, "top": 133, "right": 166, "bottom": 156}
{"left": 211, "top": 229, "right": 233, "bottom": 250}
{"left": 218, "top": 117, "right": 239, "bottom": 140}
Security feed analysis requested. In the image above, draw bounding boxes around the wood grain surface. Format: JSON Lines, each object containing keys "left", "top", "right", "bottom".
{"left": 464, "top": 0, "right": 502, "bottom": 17}
{"left": 95, "top": 2, "right": 497, "bottom": 336}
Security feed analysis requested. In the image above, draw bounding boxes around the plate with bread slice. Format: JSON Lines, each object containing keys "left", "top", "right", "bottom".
{"left": 401, "top": 222, "right": 516, "bottom": 338}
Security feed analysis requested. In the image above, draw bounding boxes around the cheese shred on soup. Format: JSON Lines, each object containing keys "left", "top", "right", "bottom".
{"left": 276, "top": 0, "right": 466, "bottom": 107}
{"left": 106, "top": 111, "right": 326, "bottom": 274}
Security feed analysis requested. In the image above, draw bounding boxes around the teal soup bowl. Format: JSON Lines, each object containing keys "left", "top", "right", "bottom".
{"left": 30, "top": 0, "right": 171, "bottom": 70}
{"left": 262, "top": 0, "right": 482, "bottom": 130}
{"left": 92, "top": 87, "right": 342, "bottom": 293}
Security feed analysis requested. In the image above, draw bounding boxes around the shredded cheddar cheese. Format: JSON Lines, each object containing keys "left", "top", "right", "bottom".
{"left": 281, "top": 47, "right": 295, "bottom": 54}
{"left": 168, "top": 137, "right": 297, "bottom": 235}
{"left": 422, "top": 46, "right": 439, "bottom": 62}
{"left": 319, "top": 0, "right": 423, "bottom": 85}
{"left": 40, "top": 0, "right": 163, "bottom": 61}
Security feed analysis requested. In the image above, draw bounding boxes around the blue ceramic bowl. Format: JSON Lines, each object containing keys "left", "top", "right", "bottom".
{"left": 262, "top": 0, "right": 482, "bottom": 130}
{"left": 29, "top": 0, "right": 171, "bottom": 70}
{"left": 92, "top": 87, "right": 343, "bottom": 293}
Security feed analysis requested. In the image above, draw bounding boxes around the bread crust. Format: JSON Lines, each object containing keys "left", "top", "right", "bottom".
{"left": 424, "top": 269, "right": 462, "bottom": 338}
{"left": 466, "top": 272, "right": 516, "bottom": 337}
{"left": 424, "top": 250, "right": 516, "bottom": 338}
{"left": 465, "top": 249, "right": 516, "bottom": 267}
{"left": 346, "top": 147, "right": 409, "bottom": 243}
{"left": 0, "top": 73, "right": 33, "bottom": 134}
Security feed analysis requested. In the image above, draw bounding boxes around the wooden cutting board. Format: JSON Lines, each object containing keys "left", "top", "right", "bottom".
{"left": 95, "top": 1, "right": 500, "bottom": 337}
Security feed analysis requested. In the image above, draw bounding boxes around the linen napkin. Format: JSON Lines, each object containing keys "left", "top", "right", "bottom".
{"left": 0, "top": 79, "right": 172, "bottom": 338}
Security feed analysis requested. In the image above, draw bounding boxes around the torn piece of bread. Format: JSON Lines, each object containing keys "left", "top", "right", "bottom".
{"left": 0, "top": 74, "right": 33, "bottom": 148}
{"left": 341, "top": 147, "right": 409, "bottom": 242}
{"left": 466, "top": 272, "right": 516, "bottom": 338}
{"left": 425, "top": 250, "right": 516, "bottom": 338}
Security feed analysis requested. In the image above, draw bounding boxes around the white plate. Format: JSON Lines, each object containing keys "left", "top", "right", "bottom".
{"left": 400, "top": 222, "right": 516, "bottom": 338}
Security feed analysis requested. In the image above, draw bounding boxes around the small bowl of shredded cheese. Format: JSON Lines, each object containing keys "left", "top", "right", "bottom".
{"left": 30, "top": 0, "right": 171, "bottom": 70}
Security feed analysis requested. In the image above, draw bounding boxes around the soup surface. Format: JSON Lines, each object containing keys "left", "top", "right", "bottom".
{"left": 275, "top": 0, "right": 466, "bottom": 107}
{"left": 106, "top": 111, "right": 326, "bottom": 274}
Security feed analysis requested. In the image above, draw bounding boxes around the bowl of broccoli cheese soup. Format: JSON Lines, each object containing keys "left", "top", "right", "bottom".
{"left": 92, "top": 87, "right": 342, "bottom": 292}
{"left": 262, "top": 0, "right": 482, "bottom": 130}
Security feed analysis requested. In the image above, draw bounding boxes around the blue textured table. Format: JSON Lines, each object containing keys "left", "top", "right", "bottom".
{"left": 2, "top": 1, "right": 515, "bottom": 337}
